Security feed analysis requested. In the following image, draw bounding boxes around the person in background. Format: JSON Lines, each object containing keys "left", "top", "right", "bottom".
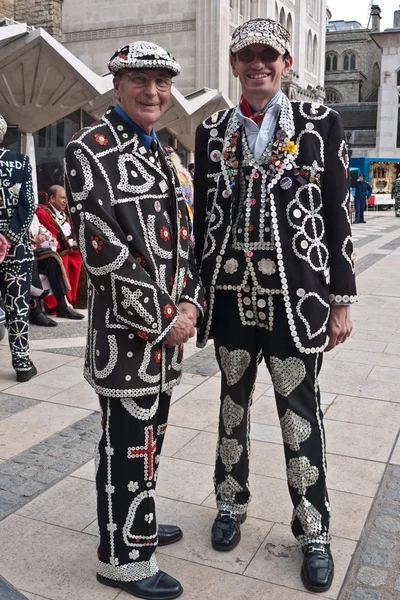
{"left": 352, "top": 174, "right": 372, "bottom": 224}
{"left": 391, "top": 175, "right": 400, "bottom": 217}
{"left": 187, "top": 162, "right": 195, "bottom": 180}
{"left": 35, "top": 185, "right": 84, "bottom": 319}
{"left": 0, "top": 114, "right": 37, "bottom": 381}
{"left": 164, "top": 147, "right": 194, "bottom": 238}
{"left": 29, "top": 213, "right": 74, "bottom": 327}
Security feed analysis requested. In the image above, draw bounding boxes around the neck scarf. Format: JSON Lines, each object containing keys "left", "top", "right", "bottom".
{"left": 239, "top": 90, "right": 282, "bottom": 127}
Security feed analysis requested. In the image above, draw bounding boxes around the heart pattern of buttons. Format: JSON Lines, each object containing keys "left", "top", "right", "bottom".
{"left": 219, "top": 346, "right": 251, "bottom": 386}
{"left": 270, "top": 356, "right": 306, "bottom": 397}
{"left": 222, "top": 395, "right": 245, "bottom": 435}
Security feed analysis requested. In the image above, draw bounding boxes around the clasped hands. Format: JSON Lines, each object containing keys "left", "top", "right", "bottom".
{"left": 164, "top": 302, "right": 198, "bottom": 347}
{"left": 0, "top": 233, "right": 11, "bottom": 264}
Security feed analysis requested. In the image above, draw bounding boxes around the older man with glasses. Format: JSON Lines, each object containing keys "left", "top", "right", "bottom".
{"left": 65, "top": 41, "right": 204, "bottom": 600}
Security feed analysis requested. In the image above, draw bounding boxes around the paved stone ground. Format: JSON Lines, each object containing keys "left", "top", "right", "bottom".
{"left": 339, "top": 463, "right": 400, "bottom": 600}
{"left": 0, "top": 212, "right": 399, "bottom": 600}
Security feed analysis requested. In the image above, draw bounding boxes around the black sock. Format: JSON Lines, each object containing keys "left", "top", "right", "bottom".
{"left": 56, "top": 296, "right": 68, "bottom": 310}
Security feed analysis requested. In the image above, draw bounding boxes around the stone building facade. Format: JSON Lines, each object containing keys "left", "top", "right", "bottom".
{"left": 324, "top": 6, "right": 382, "bottom": 105}
{"left": 61, "top": 0, "right": 328, "bottom": 103}
{"left": 0, "top": 0, "right": 63, "bottom": 40}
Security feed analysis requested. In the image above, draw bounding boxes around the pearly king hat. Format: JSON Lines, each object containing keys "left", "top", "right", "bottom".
{"left": 108, "top": 41, "right": 181, "bottom": 76}
{"left": 230, "top": 18, "right": 291, "bottom": 56}
{"left": 0, "top": 115, "right": 7, "bottom": 142}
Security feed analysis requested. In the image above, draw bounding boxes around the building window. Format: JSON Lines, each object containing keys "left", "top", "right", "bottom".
{"left": 279, "top": 7, "right": 286, "bottom": 26}
{"left": 397, "top": 70, "right": 400, "bottom": 86}
{"left": 325, "top": 53, "right": 337, "bottom": 72}
{"left": 306, "top": 30, "right": 312, "bottom": 72}
{"left": 343, "top": 52, "right": 356, "bottom": 71}
{"left": 286, "top": 13, "right": 293, "bottom": 38}
{"left": 313, "top": 35, "right": 318, "bottom": 74}
{"left": 397, "top": 91, "right": 400, "bottom": 148}
{"left": 326, "top": 89, "right": 341, "bottom": 103}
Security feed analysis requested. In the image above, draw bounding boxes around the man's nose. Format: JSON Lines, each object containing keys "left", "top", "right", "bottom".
{"left": 251, "top": 54, "right": 265, "bottom": 68}
{"left": 143, "top": 79, "right": 158, "bottom": 95}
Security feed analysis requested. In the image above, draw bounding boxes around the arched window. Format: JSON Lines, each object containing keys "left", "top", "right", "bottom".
{"left": 397, "top": 70, "right": 400, "bottom": 87}
{"left": 313, "top": 35, "right": 318, "bottom": 74}
{"left": 326, "top": 54, "right": 338, "bottom": 71}
{"left": 306, "top": 30, "right": 312, "bottom": 71}
{"left": 286, "top": 13, "right": 293, "bottom": 38}
{"left": 275, "top": 1, "right": 279, "bottom": 22}
{"left": 326, "top": 89, "right": 341, "bottom": 103}
{"left": 326, "top": 55, "right": 331, "bottom": 72}
{"left": 279, "top": 7, "right": 286, "bottom": 26}
{"left": 372, "top": 63, "right": 381, "bottom": 88}
{"left": 343, "top": 52, "right": 356, "bottom": 71}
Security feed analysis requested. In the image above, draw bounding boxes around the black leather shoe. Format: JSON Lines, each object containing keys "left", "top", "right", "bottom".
{"left": 301, "top": 543, "right": 334, "bottom": 593}
{"left": 30, "top": 312, "right": 58, "bottom": 327}
{"left": 56, "top": 306, "right": 85, "bottom": 320}
{"left": 158, "top": 524, "right": 183, "bottom": 546}
{"left": 96, "top": 570, "right": 183, "bottom": 599}
{"left": 16, "top": 364, "right": 37, "bottom": 383}
{"left": 211, "top": 510, "right": 247, "bottom": 552}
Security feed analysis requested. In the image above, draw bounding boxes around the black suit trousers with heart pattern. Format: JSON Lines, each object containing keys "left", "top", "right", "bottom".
{"left": 212, "top": 290, "right": 331, "bottom": 546}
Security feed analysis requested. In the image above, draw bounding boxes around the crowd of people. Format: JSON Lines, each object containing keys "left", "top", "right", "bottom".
{"left": 0, "top": 16, "right": 363, "bottom": 600}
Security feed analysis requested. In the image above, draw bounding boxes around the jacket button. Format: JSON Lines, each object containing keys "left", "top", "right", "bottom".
{"left": 297, "top": 288, "right": 305, "bottom": 297}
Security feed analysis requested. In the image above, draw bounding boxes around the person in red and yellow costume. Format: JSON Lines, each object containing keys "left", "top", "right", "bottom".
{"left": 35, "top": 185, "right": 84, "bottom": 319}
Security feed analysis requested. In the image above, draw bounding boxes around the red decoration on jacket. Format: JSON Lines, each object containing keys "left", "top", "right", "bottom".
{"left": 163, "top": 304, "right": 175, "bottom": 318}
{"left": 94, "top": 133, "right": 109, "bottom": 146}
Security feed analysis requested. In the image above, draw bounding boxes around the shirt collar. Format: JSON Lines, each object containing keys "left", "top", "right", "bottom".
{"left": 236, "top": 92, "right": 282, "bottom": 128}
{"left": 114, "top": 104, "right": 158, "bottom": 149}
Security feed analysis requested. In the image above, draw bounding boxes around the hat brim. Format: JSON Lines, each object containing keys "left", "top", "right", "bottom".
{"left": 109, "top": 58, "right": 180, "bottom": 76}
{"left": 230, "top": 36, "right": 290, "bottom": 55}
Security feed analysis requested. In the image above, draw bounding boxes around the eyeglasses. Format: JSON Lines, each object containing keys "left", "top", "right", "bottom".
{"left": 236, "top": 49, "right": 281, "bottom": 63}
{"left": 122, "top": 72, "right": 173, "bottom": 91}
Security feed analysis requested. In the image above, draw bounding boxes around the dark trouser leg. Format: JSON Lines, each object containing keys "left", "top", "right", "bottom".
{"left": 262, "top": 299, "right": 330, "bottom": 545}
{"left": 96, "top": 391, "right": 171, "bottom": 582}
{"left": 213, "top": 292, "right": 259, "bottom": 515}
{"left": 360, "top": 197, "right": 365, "bottom": 222}
{"left": 0, "top": 259, "right": 33, "bottom": 372}
{"left": 37, "top": 256, "right": 69, "bottom": 300}
{"left": 354, "top": 197, "right": 361, "bottom": 223}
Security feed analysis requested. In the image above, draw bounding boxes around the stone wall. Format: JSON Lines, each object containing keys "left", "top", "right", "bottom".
{"left": 0, "top": 0, "right": 15, "bottom": 19}
{"left": 10, "top": 0, "right": 63, "bottom": 40}
{"left": 62, "top": 0, "right": 196, "bottom": 94}
{"left": 325, "top": 29, "right": 382, "bottom": 103}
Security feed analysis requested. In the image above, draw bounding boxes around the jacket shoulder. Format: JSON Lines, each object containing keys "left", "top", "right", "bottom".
{"left": 201, "top": 108, "right": 234, "bottom": 129}
{"left": 66, "top": 116, "right": 114, "bottom": 151}
{"left": 290, "top": 100, "right": 340, "bottom": 130}
{"left": 0, "top": 149, "right": 28, "bottom": 162}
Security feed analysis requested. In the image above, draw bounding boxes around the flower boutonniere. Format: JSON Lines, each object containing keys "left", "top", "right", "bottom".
{"left": 285, "top": 141, "right": 298, "bottom": 154}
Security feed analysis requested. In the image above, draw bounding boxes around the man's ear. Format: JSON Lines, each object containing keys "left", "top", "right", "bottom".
{"left": 230, "top": 54, "right": 239, "bottom": 78}
{"left": 282, "top": 54, "right": 293, "bottom": 77}
{"left": 113, "top": 76, "right": 121, "bottom": 101}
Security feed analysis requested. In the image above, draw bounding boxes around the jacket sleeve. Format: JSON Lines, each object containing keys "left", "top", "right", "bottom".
{"left": 179, "top": 237, "right": 205, "bottom": 315}
{"left": 193, "top": 123, "right": 209, "bottom": 270}
{"left": 6, "top": 155, "right": 35, "bottom": 244}
{"left": 322, "top": 112, "right": 357, "bottom": 304}
{"left": 65, "top": 142, "right": 179, "bottom": 345}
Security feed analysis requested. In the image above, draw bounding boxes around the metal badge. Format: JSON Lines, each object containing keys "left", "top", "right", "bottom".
{"left": 280, "top": 177, "right": 292, "bottom": 190}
